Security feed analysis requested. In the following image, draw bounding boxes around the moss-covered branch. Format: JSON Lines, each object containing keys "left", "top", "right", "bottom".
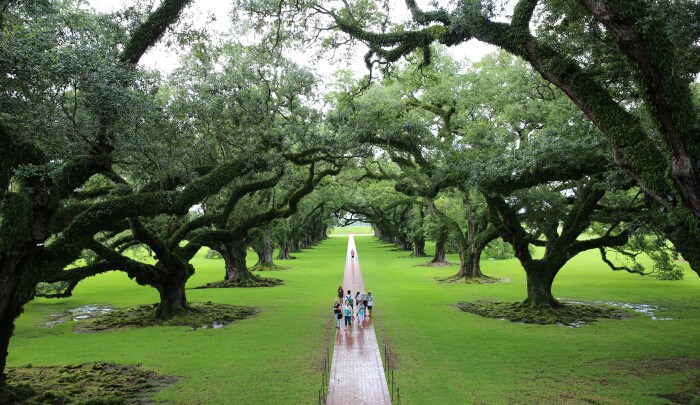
{"left": 119, "top": 0, "right": 192, "bottom": 65}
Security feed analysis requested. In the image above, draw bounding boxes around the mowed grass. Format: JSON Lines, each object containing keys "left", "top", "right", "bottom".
{"left": 355, "top": 236, "right": 700, "bottom": 404}
{"left": 8, "top": 235, "right": 700, "bottom": 404}
{"left": 8, "top": 242, "right": 350, "bottom": 404}
{"left": 329, "top": 225, "right": 373, "bottom": 235}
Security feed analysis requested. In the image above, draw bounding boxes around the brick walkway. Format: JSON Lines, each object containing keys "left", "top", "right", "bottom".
{"left": 327, "top": 235, "right": 391, "bottom": 405}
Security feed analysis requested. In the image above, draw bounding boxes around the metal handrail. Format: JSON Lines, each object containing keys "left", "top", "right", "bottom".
{"left": 383, "top": 344, "right": 401, "bottom": 404}
{"left": 318, "top": 346, "right": 331, "bottom": 404}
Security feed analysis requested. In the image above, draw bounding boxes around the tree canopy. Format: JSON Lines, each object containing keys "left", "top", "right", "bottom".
{"left": 1, "top": 0, "right": 698, "bottom": 400}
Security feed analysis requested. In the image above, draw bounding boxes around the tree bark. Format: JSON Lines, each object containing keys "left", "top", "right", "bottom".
{"left": 412, "top": 239, "right": 427, "bottom": 257}
{"left": 262, "top": 232, "right": 274, "bottom": 266}
{"left": 430, "top": 229, "right": 449, "bottom": 264}
{"left": 253, "top": 232, "right": 275, "bottom": 268}
{"left": 455, "top": 245, "right": 485, "bottom": 278}
{"left": 664, "top": 225, "right": 700, "bottom": 276}
{"left": 290, "top": 237, "right": 301, "bottom": 253}
{"left": 276, "top": 242, "right": 294, "bottom": 260}
{"left": 153, "top": 274, "right": 189, "bottom": 318}
{"left": 522, "top": 262, "right": 561, "bottom": 309}
{"left": 0, "top": 289, "right": 26, "bottom": 401}
{"left": 219, "top": 241, "right": 254, "bottom": 282}
{"left": 0, "top": 253, "right": 33, "bottom": 399}
{"left": 0, "top": 311, "right": 13, "bottom": 402}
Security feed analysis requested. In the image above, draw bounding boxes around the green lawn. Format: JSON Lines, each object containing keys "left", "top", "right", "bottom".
{"left": 357, "top": 236, "right": 700, "bottom": 404}
{"left": 8, "top": 236, "right": 700, "bottom": 404}
{"left": 329, "top": 225, "right": 373, "bottom": 235}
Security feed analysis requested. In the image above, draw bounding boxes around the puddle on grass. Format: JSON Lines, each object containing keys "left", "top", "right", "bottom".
{"left": 189, "top": 322, "right": 226, "bottom": 331}
{"left": 45, "top": 305, "right": 114, "bottom": 327}
{"left": 600, "top": 301, "right": 673, "bottom": 321}
{"left": 557, "top": 320, "right": 587, "bottom": 328}
{"left": 560, "top": 299, "right": 673, "bottom": 322}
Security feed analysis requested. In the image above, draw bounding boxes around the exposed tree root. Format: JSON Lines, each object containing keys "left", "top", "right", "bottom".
{"left": 196, "top": 275, "right": 283, "bottom": 289}
{"left": 456, "top": 300, "right": 628, "bottom": 326}
{"left": 250, "top": 263, "right": 289, "bottom": 272}
{"left": 419, "top": 261, "right": 456, "bottom": 267}
{"left": 436, "top": 275, "right": 500, "bottom": 284}
{"left": 74, "top": 302, "right": 257, "bottom": 332}
{"left": 5, "top": 362, "right": 177, "bottom": 403}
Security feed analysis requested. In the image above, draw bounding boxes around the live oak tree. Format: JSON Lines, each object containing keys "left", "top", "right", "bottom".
{"left": 81, "top": 40, "right": 345, "bottom": 296}
{"left": 0, "top": 0, "right": 192, "bottom": 398}
{"left": 317, "top": 0, "right": 700, "bottom": 275}
{"left": 327, "top": 49, "right": 499, "bottom": 278}
{"left": 199, "top": 160, "right": 343, "bottom": 287}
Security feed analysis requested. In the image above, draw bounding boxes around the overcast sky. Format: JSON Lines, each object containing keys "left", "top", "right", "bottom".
{"left": 90, "top": 0, "right": 496, "bottom": 78}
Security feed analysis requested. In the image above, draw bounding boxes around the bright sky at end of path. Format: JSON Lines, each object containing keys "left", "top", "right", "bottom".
{"left": 89, "top": 0, "right": 496, "bottom": 77}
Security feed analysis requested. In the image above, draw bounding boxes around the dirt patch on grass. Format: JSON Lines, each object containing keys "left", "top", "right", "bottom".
{"left": 657, "top": 374, "right": 700, "bottom": 404}
{"left": 606, "top": 356, "right": 700, "bottom": 379}
{"left": 5, "top": 362, "right": 177, "bottom": 404}
{"left": 514, "top": 356, "right": 700, "bottom": 403}
{"left": 74, "top": 302, "right": 257, "bottom": 332}
{"left": 456, "top": 300, "right": 628, "bottom": 326}
{"left": 602, "top": 356, "right": 700, "bottom": 403}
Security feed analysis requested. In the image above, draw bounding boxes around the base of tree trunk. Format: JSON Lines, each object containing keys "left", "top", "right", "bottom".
{"left": 72, "top": 302, "right": 257, "bottom": 332}
{"left": 456, "top": 300, "right": 628, "bottom": 325}
{"left": 420, "top": 260, "right": 456, "bottom": 267}
{"left": 195, "top": 274, "right": 283, "bottom": 288}
{"left": 436, "top": 275, "right": 499, "bottom": 284}
{"left": 250, "top": 263, "right": 289, "bottom": 272}
{"left": 4, "top": 362, "right": 177, "bottom": 404}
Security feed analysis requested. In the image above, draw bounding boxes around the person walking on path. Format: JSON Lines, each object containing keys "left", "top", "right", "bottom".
{"left": 333, "top": 300, "right": 342, "bottom": 329}
{"left": 356, "top": 301, "right": 366, "bottom": 328}
{"left": 350, "top": 249, "right": 355, "bottom": 261}
{"left": 355, "top": 291, "right": 361, "bottom": 307}
{"left": 367, "top": 292, "right": 374, "bottom": 318}
{"left": 345, "top": 290, "right": 354, "bottom": 308}
{"left": 343, "top": 302, "right": 353, "bottom": 329}
{"left": 327, "top": 234, "right": 391, "bottom": 404}
{"left": 337, "top": 286, "right": 343, "bottom": 300}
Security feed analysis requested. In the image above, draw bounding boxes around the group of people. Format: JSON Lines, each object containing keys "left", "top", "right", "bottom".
{"left": 333, "top": 286, "right": 373, "bottom": 330}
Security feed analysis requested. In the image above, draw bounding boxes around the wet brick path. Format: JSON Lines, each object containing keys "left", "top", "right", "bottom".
{"left": 327, "top": 235, "right": 391, "bottom": 405}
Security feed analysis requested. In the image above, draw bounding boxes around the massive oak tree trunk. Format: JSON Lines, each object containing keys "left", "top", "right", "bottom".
{"left": 276, "top": 241, "right": 294, "bottom": 260}
{"left": 453, "top": 216, "right": 497, "bottom": 279}
{"left": 522, "top": 262, "right": 561, "bottom": 309}
{"left": 219, "top": 241, "right": 254, "bottom": 282}
{"left": 398, "top": 237, "right": 412, "bottom": 251}
{"left": 430, "top": 229, "right": 449, "bottom": 264}
{"left": 262, "top": 234, "right": 274, "bottom": 266}
{"left": 455, "top": 245, "right": 485, "bottom": 278}
{"left": 0, "top": 311, "right": 13, "bottom": 401}
{"left": 412, "top": 239, "right": 427, "bottom": 257}
{"left": 153, "top": 271, "right": 189, "bottom": 318}
{"left": 290, "top": 237, "right": 301, "bottom": 253}
{"left": 665, "top": 226, "right": 700, "bottom": 276}
{"left": 371, "top": 224, "right": 382, "bottom": 240}
{"left": 0, "top": 251, "right": 34, "bottom": 400}
{"left": 253, "top": 232, "right": 275, "bottom": 268}
{"left": 0, "top": 278, "right": 26, "bottom": 401}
